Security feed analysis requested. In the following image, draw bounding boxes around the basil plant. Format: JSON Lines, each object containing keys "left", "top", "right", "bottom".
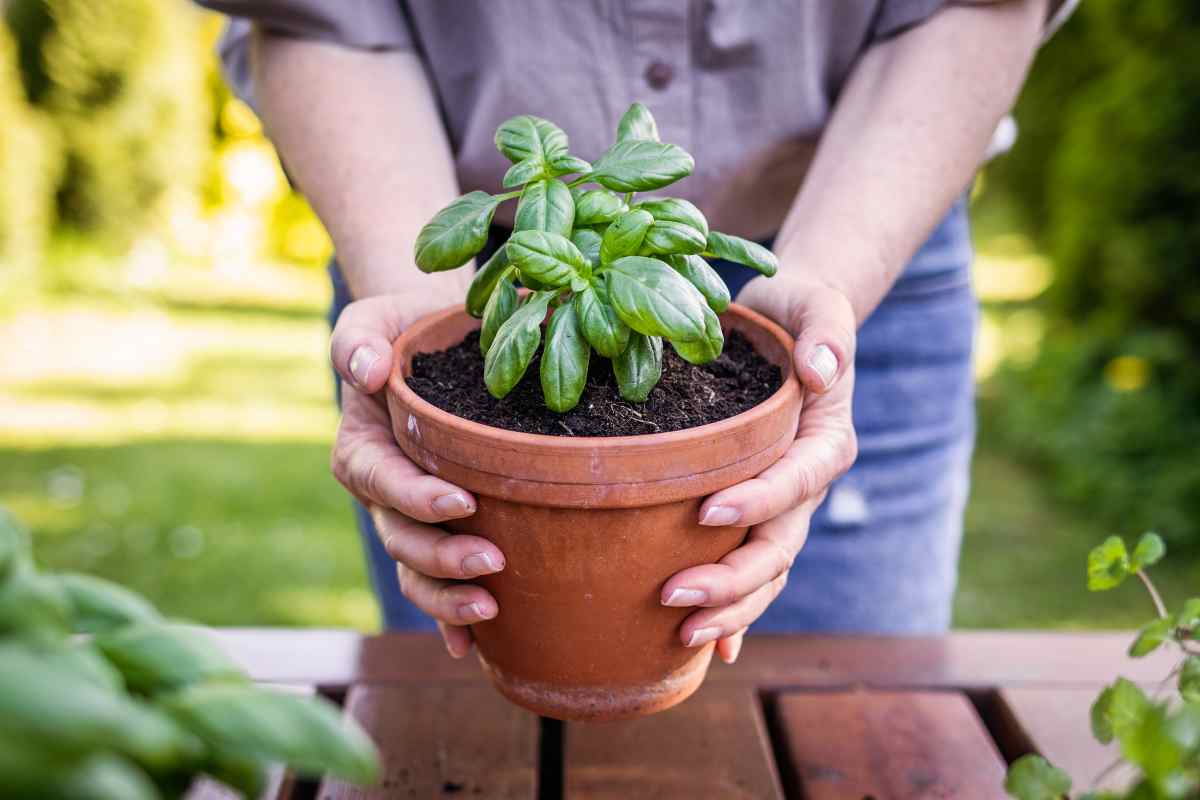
{"left": 413, "top": 103, "right": 778, "bottom": 412}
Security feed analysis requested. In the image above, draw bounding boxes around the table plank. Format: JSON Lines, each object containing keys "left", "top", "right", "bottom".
{"left": 317, "top": 684, "right": 539, "bottom": 799}
{"left": 564, "top": 685, "right": 783, "bottom": 799}
{"left": 775, "top": 689, "right": 1008, "bottom": 799}
{"left": 992, "top": 687, "right": 1129, "bottom": 792}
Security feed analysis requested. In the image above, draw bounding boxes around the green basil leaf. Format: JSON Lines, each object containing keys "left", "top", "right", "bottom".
{"left": 1118, "top": 703, "right": 1182, "bottom": 781}
{"left": 1131, "top": 532, "right": 1166, "bottom": 571}
{"left": 1180, "top": 656, "right": 1200, "bottom": 703}
{"left": 514, "top": 179, "right": 575, "bottom": 237}
{"left": 600, "top": 209, "right": 654, "bottom": 264}
{"left": 1091, "top": 678, "right": 1150, "bottom": 744}
{"left": 540, "top": 304, "right": 590, "bottom": 412}
{"left": 574, "top": 189, "right": 627, "bottom": 226}
{"left": 1003, "top": 754, "right": 1072, "bottom": 800}
{"left": 502, "top": 157, "right": 545, "bottom": 188}
{"left": 163, "top": 684, "right": 380, "bottom": 784}
{"left": 58, "top": 572, "right": 162, "bottom": 635}
{"left": 548, "top": 154, "right": 592, "bottom": 177}
{"left": 605, "top": 256, "right": 709, "bottom": 342}
{"left": 641, "top": 220, "right": 708, "bottom": 255}
{"left": 414, "top": 191, "right": 500, "bottom": 272}
{"left": 1176, "top": 597, "right": 1200, "bottom": 631}
{"left": 704, "top": 230, "right": 779, "bottom": 277}
{"left": 670, "top": 303, "right": 724, "bottom": 365}
{"left": 613, "top": 333, "right": 663, "bottom": 403}
{"left": 574, "top": 281, "right": 630, "bottom": 359}
{"left": 616, "top": 102, "right": 661, "bottom": 143}
{"left": 484, "top": 292, "right": 555, "bottom": 399}
{"left": 466, "top": 245, "right": 510, "bottom": 318}
{"left": 571, "top": 228, "right": 603, "bottom": 269}
{"left": 1128, "top": 617, "right": 1173, "bottom": 658}
{"left": 1087, "top": 536, "right": 1131, "bottom": 591}
{"left": 0, "top": 566, "right": 72, "bottom": 639}
{"left": 666, "top": 254, "right": 730, "bottom": 313}
{"left": 590, "top": 139, "right": 694, "bottom": 192}
{"left": 95, "top": 622, "right": 247, "bottom": 695}
{"left": 507, "top": 229, "right": 589, "bottom": 287}
{"left": 479, "top": 276, "right": 518, "bottom": 355}
{"left": 634, "top": 197, "right": 709, "bottom": 237}
{"left": 494, "top": 115, "right": 569, "bottom": 164}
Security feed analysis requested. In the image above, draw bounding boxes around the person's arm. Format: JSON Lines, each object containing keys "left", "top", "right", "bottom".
{"left": 668, "top": 0, "right": 1051, "bottom": 661}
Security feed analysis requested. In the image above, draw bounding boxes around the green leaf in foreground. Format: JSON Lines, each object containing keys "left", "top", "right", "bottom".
{"left": 670, "top": 302, "right": 724, "bottom": 365}
{"left": 414, "top": 191, "right": 500, "bottom": 272}
{"left": 547, "top": 154, "right": 591, "bottom": 177}
{"left": 571, "top": 228, "right": 603, "bottom": 269}
{"left": 1128, "top": 617, "right": 1173, "bottom": 658}
{"left": 494, "top": 114, "right": 568, "bottom": 164}
{"left": 605, "top": 256, "right": 709, "bottom": 342}
{"left": 514, "top": 178, "right": 575, "bottom": 237}
{"left": 613, "top": 333, "right": 662, "bottom": 403}
{"left": 502, "top": 157, "right": 544, "bottom": 188}
{"left": 574, "top": 281, "right": 630, "bottom": 359}
{"left": 479, "top": 275, "right": 518, "bottom": 355}
{"left": 704, "top": 230, "right": 779, "bottom": 277}
{"left": 666, "top": 254, "right": 730, "bottom": 313}
{"left": 58, "top": 572, "right": 161, "bottom": 635}
{"left": 484, "top": 292, "right": 555, "bottom": 399}
{"left": 616, "top": 101, "right": 660, "bottom": 143}
{"left": 1180, "top": 656, "right": 1200, "bottom": 703}
{"left": 590, "top": 139, "right": 694, "bottom": 192}
{"left": 95, "top": 623, "right": 247, "bottom": 695}
{"left": 1004, "top": 754, "right": 1071, "bottom": 800}
{"left": 540, "top": 304, "right": 590, "bottom": 412}
{"left": 600, "top": 209, "right": 653, "bottom": 265}
{"left": 1091, "top": 678, "right": 1150, "bottom": 745}
{"left": 1131, "top": 532, "right": 1166, "bottom": 571}
{"left": 466, "top": 245, "right": 510, "bottom": 318}
{"left": 163, "top": 683, "right": 380, "bottom": 784}
{"left": 1087, "top": 535, "right": 1131, "bottom": 591}
{"left": 507, "top": 230, "right": 589, "bottom": 288}
{"left": 573, "top": 189, "right": 626, "bottom": 226}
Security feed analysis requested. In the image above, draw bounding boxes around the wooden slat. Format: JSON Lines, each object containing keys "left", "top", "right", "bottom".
{"left": 993, "top": 687, "right": 1127, "bottom": 792}
{"left": 775, "top": 689, "right": 1007, "bottom": 799}
{"left": 317, "top": 685, "right": 539, "bottom": 799}
{"left": 564, "top": 685, "right": 783, "bottom": 799}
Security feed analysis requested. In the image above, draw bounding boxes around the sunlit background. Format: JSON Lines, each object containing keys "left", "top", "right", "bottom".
{"left": 1, "top": 1, "right": 1196, "bottom": 631}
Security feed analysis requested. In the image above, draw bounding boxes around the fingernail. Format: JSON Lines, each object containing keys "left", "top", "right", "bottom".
{"left": 349, "top": 345, "right": 381, "bottom": 389}
{"left": 432, "top": 493, "right": 474, "bottom": 518}
{"left": 663, "top": 588, "right": 708, "bottom": 607}
{"left": 686, "top": 627, "right": 722, "bottom": 647}
{"left": 808, "top": 344, "right": 838, "bottom": 389}
{"left": 700, "top": 505, "right": 741, "bottom": 526}
{"left": 724, "top": 635, "right": 745, "bottom": 664}
{"left": 459, "top": 602, "right": 495, "bottom": 622}
{"left": 462, "top": 552, "right": 501, "bottom": 576}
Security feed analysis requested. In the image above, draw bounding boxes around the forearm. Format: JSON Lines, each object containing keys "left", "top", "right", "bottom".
{"left": 252, "top": 31, "right": 468, "bottom": 301}
{"left": 753, "top": 0, "right": 1047, "bottom": 324}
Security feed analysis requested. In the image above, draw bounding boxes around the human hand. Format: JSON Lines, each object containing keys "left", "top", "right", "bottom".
{"left": 329, "top": 293, "right": 506, "bottom": 659}
{"left": 659, "top": 275, "right": 859, "bottom": 663}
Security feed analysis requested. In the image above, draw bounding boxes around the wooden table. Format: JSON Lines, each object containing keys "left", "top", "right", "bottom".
{"left": 189, "top": 630, "right": 1172, "bottom": 799}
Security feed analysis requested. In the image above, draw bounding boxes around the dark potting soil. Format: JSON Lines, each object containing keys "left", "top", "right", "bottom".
{"left": 405, "top": 329, "right": 783, "bottom": 437}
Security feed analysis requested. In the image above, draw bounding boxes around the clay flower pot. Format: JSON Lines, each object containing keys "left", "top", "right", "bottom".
{"left": 386, "top": 303, "right": 802, "bottom": 721}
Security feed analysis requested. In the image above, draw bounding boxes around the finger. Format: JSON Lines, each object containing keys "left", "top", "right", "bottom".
{"left": 330, "top": 295, "right": 412, "bottom": 393}
{"left": 679, "top": 575, "right": 788, "bottom": 648}
{"left": 717, "top": 628, "right": 747, "bottom": 665}
{"left": 438, "top": 620, "right": 474, "bottom": 659}
{"left": 396, "top": 563, "right": 498, "bottom": 626}
{"left": 788, "top": 284, "right": 856, "bottom": 395}
{"left": 662, "top": 503, "right": 812, "bottom": 608}
{"left": 371, "top": 506, "right": 504, "bottom": 580}
{"left": 332, "top": 430, "right": 477, "bottom": 522}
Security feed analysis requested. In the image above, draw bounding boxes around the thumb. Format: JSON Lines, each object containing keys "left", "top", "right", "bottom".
{"left": 330, "top": 295, "right": 411, "bottom": 394}
{"left": 787, "top": 284, "right": 856, "bottom": 396}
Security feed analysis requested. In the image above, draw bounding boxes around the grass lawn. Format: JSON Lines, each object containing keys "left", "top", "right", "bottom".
{"left": 1, "top": 250, "right": 1191, "bottom": 632}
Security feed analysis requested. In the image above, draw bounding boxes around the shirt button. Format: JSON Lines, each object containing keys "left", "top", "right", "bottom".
{"left": 644, "top": 61, "right": 674, "bottom": 91}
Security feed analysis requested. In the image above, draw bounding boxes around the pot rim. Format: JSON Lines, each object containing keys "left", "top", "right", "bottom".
{"left": 387, "top": 301, "right": 800, "bottom": 454}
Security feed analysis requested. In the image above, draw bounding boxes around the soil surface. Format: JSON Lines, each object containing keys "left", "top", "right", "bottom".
{"left": 406, "top": 329, "right": 782, "bottom": 437}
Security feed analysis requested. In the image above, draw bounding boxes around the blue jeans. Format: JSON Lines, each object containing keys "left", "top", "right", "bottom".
{"left": 329, "top": 199, "right": 976, "bottom": 634}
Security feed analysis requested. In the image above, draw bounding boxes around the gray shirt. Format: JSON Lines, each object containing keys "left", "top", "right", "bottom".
{"left": 201, "top": 0, "right": 1075, "bottom": 237}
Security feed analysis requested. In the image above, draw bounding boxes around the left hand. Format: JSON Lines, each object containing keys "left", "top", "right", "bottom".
{"left": 660, "top": 274, "right": 859, "bottom": 663}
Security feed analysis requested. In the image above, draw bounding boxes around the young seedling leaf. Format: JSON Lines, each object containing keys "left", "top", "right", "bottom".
{"left": 574, "top": 281, "right": 630, "bottom": 359}
{"left": 1087, "top": 535, "right": 1131, "bottom": 591}
{"left": 414, "top": 191, "right": 500, "bottom": 272}
{"left": 571, "top": 228, "right": 603, "bottom": 270}
{"left": 466, "top": 246, "right": 510, "bottom": 318}
{"left": 514, "top": 179, "right": 575, "bottom": 237}
{"left": 613, "top": 333, "right": 663, "bottom": 403}
{"left": 641, "top": 220, "right": 708, "bottom": 255}
{"left": 1118, "top": 703, "right": 1185, "bottom": 781}
{"left": 479, "top": 276, "right": 518, "bottom": 355}
{"left": 616, "top": 102, "right": 660, "bottom": 143}
{"left": 1091, "top": 678, "right": 1150, "bottom": 744}
{"left": 1128, "top": 617, "right": 1173, "bottom": 658}
{"left": 1131, "top": 532, "right": 1165, "bottom": 571}
{"left": 494, "top": 115, "right": 569, "bottom": 164}
{"left": 484, "top": 292, "right": 555, "bottom": 399}
{"left": 547, "top": 154, "right": 592, "bottom": 177}
{"left": 605, "top": 256, "right": 709, "bottom": 342}
{"left": 671, "top": 303, "right": 724, "bottom": 365}
{"left": 590, "top": 139, "right": 694, "bottom": 192}
{"left": 95, "top": 623, "right": 247, "bottom": 695}
{"left": 507, "top": 230, "right": 589, "bottom": 287}
{"left": 705, "top": 230, "right": 779, "bottom": 277}
{"left": 502, "top": 157, "right": 545, "bottom": 188}
{"left": 666, "top": 254, "right": 730, "bottom": 313}
{"left": 574, "top": 189, "right": 627, "bottom": 226}
{"left": 634, "top": 197, "right": 709, "bottom": 237}
{"left": 541, "top": 304, "right": 590, "bottom": 412}
{"left": 1004, "top": 754, "right": 1071, "bottom": 800}
{"left": 600, "top": 209, "right": 654, "bottom": 264}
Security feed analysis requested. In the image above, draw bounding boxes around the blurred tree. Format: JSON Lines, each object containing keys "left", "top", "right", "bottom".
{"left": 985, "top": 1, "right": 1200, "bottom": 545}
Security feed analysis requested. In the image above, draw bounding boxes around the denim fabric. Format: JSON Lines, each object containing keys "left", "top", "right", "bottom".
{"left": 329, "top": 198, "right": 975, "bottom": 634}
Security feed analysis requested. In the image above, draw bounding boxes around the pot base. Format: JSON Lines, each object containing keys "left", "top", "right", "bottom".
{"left": 479, "top": 645, "right": 715, "bottom": 722}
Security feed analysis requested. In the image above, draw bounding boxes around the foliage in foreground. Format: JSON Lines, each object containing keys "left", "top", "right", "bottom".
{"left": 0, "top": 509, "right": 379, "bottom": 799}
{"left": 1005, "top": 532, "right": 1200, "bottom": 799}
{"left": 413, "top": 102, "right": 778, "bottom": 412}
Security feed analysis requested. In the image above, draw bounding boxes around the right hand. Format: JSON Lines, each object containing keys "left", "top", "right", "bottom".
{"left": 329, "top": 294, "right": 506, "bottom": 659}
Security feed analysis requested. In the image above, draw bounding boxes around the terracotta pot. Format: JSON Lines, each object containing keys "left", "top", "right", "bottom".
{"left": 386, "top": 303, "right": 802, "bottom": 720}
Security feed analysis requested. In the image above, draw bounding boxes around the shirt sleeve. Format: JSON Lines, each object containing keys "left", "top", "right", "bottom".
{"left": 871, "top": 0, "right": 1081, "bottom": 42}
{"left": 195, "top": 0, "right": 412, "bottom": 51}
